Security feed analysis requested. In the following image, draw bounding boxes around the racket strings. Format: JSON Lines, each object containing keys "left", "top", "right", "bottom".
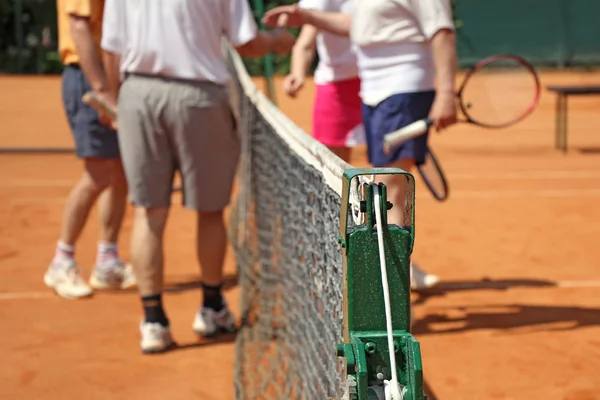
{"left": 459, "top": 57, "right": 540, "bottom": 128}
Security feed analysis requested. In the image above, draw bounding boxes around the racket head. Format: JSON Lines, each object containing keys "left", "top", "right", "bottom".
{"left": 417, "top": 148, "right": 449, "bottom": 202}
{"left": 457, "top": 54, "right": 541, "bottom": 129}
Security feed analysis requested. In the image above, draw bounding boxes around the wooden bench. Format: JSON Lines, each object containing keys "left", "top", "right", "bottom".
{"left": 547, "top": 85, "right": 600, "bottom": 152}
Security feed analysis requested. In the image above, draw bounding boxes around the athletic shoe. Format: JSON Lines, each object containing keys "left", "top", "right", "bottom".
{"left": 44, "top": 259, "right": 93, "bottom": 299}
{"left": 410, "top": 262, "right": 439, "bottom": 291}
{"left": 89, "top": 260, "right": 136, "bottom": 290}
{"left": 192, "top": 306, "right": 237, "bottom": 337}
{"left": 140, "top": 321, "right": 175, "bottom": 354}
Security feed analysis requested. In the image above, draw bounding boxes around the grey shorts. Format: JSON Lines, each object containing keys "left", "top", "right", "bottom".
{"left": 117, "top": 74, "right": 240, "bottom": 211}
{"left": 61, "top": 65, "right": 120, "bottom": 159}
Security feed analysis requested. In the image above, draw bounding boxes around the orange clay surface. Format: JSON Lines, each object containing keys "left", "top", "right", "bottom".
{"left": 1, "top": 71, "right": 600, "bottom": 400}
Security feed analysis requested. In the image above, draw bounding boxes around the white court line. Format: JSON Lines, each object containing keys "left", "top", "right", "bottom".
{"left": 556, "top": 280, "right": 600, "bottom": 288}
{"left": 450, "top": 171, "right": 600, "bottom": 180}
{"left": 1, "top": 280, "right": 599, "bottom": 301}
{"left": 417, "top": 189, "right": 600, "bottom": 199}
{"left": 0, "top": 291, "right": 55, "bottom": 300}
{"left": 1, "top": 171, "right": 600, "bottom": 188}
{"left": 0, "top": 180, "right": 74, "bottom": 187}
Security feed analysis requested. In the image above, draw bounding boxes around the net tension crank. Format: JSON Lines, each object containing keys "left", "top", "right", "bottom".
{"left": 335, "top": 168, "right": 427, "bottom": 400}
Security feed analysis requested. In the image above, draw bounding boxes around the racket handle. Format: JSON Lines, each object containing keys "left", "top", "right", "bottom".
{"left": 82, "top": 91, "right": 117, "bottom": 120}
{"left": 383, "top": 118, "right": 433, "bottom": 154}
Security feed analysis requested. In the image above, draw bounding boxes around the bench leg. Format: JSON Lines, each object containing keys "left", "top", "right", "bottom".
{"left": 555, "top": 94, "right": 568, "bottom": 153}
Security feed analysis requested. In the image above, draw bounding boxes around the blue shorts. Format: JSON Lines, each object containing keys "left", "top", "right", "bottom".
{"left": 61, "top": 65, "right": 120, "bottom": 159}
{"left": 362, "top": 90, "right": 435, "bottom": 167}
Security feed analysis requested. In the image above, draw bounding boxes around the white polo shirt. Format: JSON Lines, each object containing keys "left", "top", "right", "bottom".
{"left": 298, "top": 0, "right": 358, "bottom": 85}
{"left": 101, "top": 0, "right": 258, "bottom": 84}
{"left": 350, "top": 0, "right": 455, "bottom": 106}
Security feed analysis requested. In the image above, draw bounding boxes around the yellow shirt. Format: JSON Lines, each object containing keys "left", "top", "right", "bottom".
{"left": 57, "top": 0, "right": 105, "bottom": 65}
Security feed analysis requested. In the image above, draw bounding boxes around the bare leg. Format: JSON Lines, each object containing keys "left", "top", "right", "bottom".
{"left": 130, "top": 207, "right": 169, "bottom": 297}
{"left": 58, "top": 158, "right": 114, "bottom": 246}
{"left": 378, "top": 159, "right": 415, "bottom": 226}
{"left": 97, "top": 160, "right": 128, "bottom": 244}
{"left": 378, "top": 159, "right": 439, "bottom": 290}
{"left": 192, "top": 209, "right": 236, "bottom": 336}
{"left": 46, "top": 158, "right": 114, "bottom": 299}
{"left": 197, "top": 210, "right": 227, "bottom": 286}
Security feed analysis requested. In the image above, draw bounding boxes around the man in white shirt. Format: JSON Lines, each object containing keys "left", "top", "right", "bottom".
{"left": 264, "top": 0, "right": 458, "bottom": 289}
{"left": 100, "top": 0, "right": 294, "bottom": 354}
{"left": 284, "top": 0, "right": 363, "bottom": 162}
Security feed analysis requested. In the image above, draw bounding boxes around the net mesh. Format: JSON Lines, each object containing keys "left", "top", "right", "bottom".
{"left": 227, "top": 45, "right": 348, "bottom": 400}
{"left": 225, "top": 43, "right": 414, "bottom": 400}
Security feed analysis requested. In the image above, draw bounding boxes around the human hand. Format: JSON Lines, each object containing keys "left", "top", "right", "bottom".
{"left": 429, "top": 91, "right": 457, "bottom": 132}
{"left": 283, "top": 74, "right": 305, "bottom": 98}
{"left": 83, "top": 90, "right": 118, "bottom": 130}
{"left": 263, "top": 4, "right": 308, "bottom": 29}
{"left": 271, "top": 28, "right": 296, "bottom": 55}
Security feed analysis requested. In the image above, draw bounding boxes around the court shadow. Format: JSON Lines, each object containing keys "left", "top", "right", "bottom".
{"left": 163, "top": 272, "right": 239, "bottom": 294}
{"left": 412, "top": 303, "right": 600, "bottom": 336}
{"left": 412, "top": 277, "right": 556, "bottom": 306}
{"left": 152, "top": 332, "right": 238, "bottom": 354}
{"left": 98, "top": 272, "right": 239, "bottom": 295}
{"left": 423, "top": 377, "right": 440, "bottom": 400}
{"left": 577, "top": 147, "right": 600, "bottom": 154}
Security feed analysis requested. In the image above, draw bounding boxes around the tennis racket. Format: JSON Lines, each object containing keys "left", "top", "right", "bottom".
{"left": 81, "top": 91, "right": 182, "bottom": 194}
{"left": 383, "top": 54, "right": 541, "bottom": 151}
{"left": 82, "top": 91, "right": 117, "bottom": 121}
{"left": 417, "top": 148, "right": 449, "bottom": 201}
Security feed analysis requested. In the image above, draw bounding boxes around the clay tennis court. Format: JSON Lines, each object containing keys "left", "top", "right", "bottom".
{"left": 1, "top": 70, "right": 599, "bottom": 399}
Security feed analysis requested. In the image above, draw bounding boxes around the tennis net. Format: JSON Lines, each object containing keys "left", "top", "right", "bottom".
{"left": 226, "top": 44, "right": 415, "bottom": 400}
{"left": 227, "top": 45, "right": 353, "bottom": 400}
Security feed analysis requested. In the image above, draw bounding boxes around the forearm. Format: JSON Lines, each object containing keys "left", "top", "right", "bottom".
{"left": 431, "top": 29, "right": 457, "bottom": 94}
{"left": 289, "top": 26, "right": 317, "bottom": 78}
{"left": 102, "top": 50, "right": 121, "bottom": 101}
{"left": 70, "top": 17, "right": 109, "bottom": 93}
{"left": 304, "top": 10, "right": 351, "bottom": 37}
{"left": 236, "top": 30, "right": 277, "bottom": 58}
{"left": 290, "top": 45, "right": 315, "bottom": 79}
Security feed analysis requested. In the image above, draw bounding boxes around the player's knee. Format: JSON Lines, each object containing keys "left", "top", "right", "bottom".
{"left": 197, "top": 209, "right": 224, "bottom": 223}
{"left": 82, "top": 158, "right": 117, "bottom": 192}
{"left": 134, "top": 206, "right": 169, "bottom": 233}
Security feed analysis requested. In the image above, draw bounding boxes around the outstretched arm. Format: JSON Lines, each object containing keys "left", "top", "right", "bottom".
{"left": 263, "top": 4, "right": 351, "bottom": 37}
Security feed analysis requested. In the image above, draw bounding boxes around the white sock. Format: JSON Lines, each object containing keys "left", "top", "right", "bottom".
{"left": 96, "top": 242, "right": 119, "bottom": 266}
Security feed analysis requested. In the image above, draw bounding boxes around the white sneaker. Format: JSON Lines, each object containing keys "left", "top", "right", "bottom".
{"left": 44, "top": 259, "right": 93, "bottom": 299}
{"left": 410, "top": 262, "right": 439, "bottom": 291}
{"left": 140, "top": 321, "right": 175, "bottom": 354}
{"left": 192, "top": 306, "right": 236, "bottom": 337}
{"left": 89, "top": 260, "right": 136, "bottom": 290}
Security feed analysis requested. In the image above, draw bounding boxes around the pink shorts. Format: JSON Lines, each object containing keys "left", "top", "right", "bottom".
{"left": 313, "top": 77, "right": 364, "bottom": 148}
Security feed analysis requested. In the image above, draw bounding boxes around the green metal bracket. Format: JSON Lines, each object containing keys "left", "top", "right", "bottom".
{"left": 337, "top": 168, "right": 426, "bottom": 400}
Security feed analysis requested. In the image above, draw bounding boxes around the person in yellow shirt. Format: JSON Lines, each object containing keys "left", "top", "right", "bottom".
{"left": 44, "top": 0, "right": 135, "bottom": 299}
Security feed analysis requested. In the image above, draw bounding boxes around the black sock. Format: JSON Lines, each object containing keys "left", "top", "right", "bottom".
{"left": 202, "top": 282, "right": 224, "bottom": 312}
{"left": 142, "top": 294, "right": 169, "bottom": 326}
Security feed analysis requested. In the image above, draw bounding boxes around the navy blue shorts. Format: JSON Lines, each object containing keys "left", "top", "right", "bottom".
{"left": 362, "top": 90, "right": 435, "bottom": 167}
{"left": 61, "top": 65, "right": 120, "bottom": 159}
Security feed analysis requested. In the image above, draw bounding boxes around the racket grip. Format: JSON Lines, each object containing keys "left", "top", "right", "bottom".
{"left": 383, "top": 118, "right": 433, "bottom": 154}
{"left": 82, "top": 91, "right": 117, "bottom": 120}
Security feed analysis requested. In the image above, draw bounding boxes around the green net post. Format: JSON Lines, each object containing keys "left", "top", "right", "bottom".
{"left": 337, "top": 168, "right": 426, "bottom": 400}
{"left": 252, "top": 0, "right": 277, "bottom": 105}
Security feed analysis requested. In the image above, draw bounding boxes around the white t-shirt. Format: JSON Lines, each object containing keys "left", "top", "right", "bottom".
{"left": 299, "top": 0, "right": 358, "bottom": 85}
{"left": 101, "top": 0, "right": 257, "bottom": 84}
{"left": 350, "top": 0, "right": 455, "bottom": 106}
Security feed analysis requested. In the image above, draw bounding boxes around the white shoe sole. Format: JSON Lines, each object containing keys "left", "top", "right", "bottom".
{"left": 89, "top": 274, "right": 137, "bottom": 290}
{"left": 44, "top": 273, "right": 93, "bottom": 300}
{"left": 141, "top": 336, "right": 176, "bottom": 354}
